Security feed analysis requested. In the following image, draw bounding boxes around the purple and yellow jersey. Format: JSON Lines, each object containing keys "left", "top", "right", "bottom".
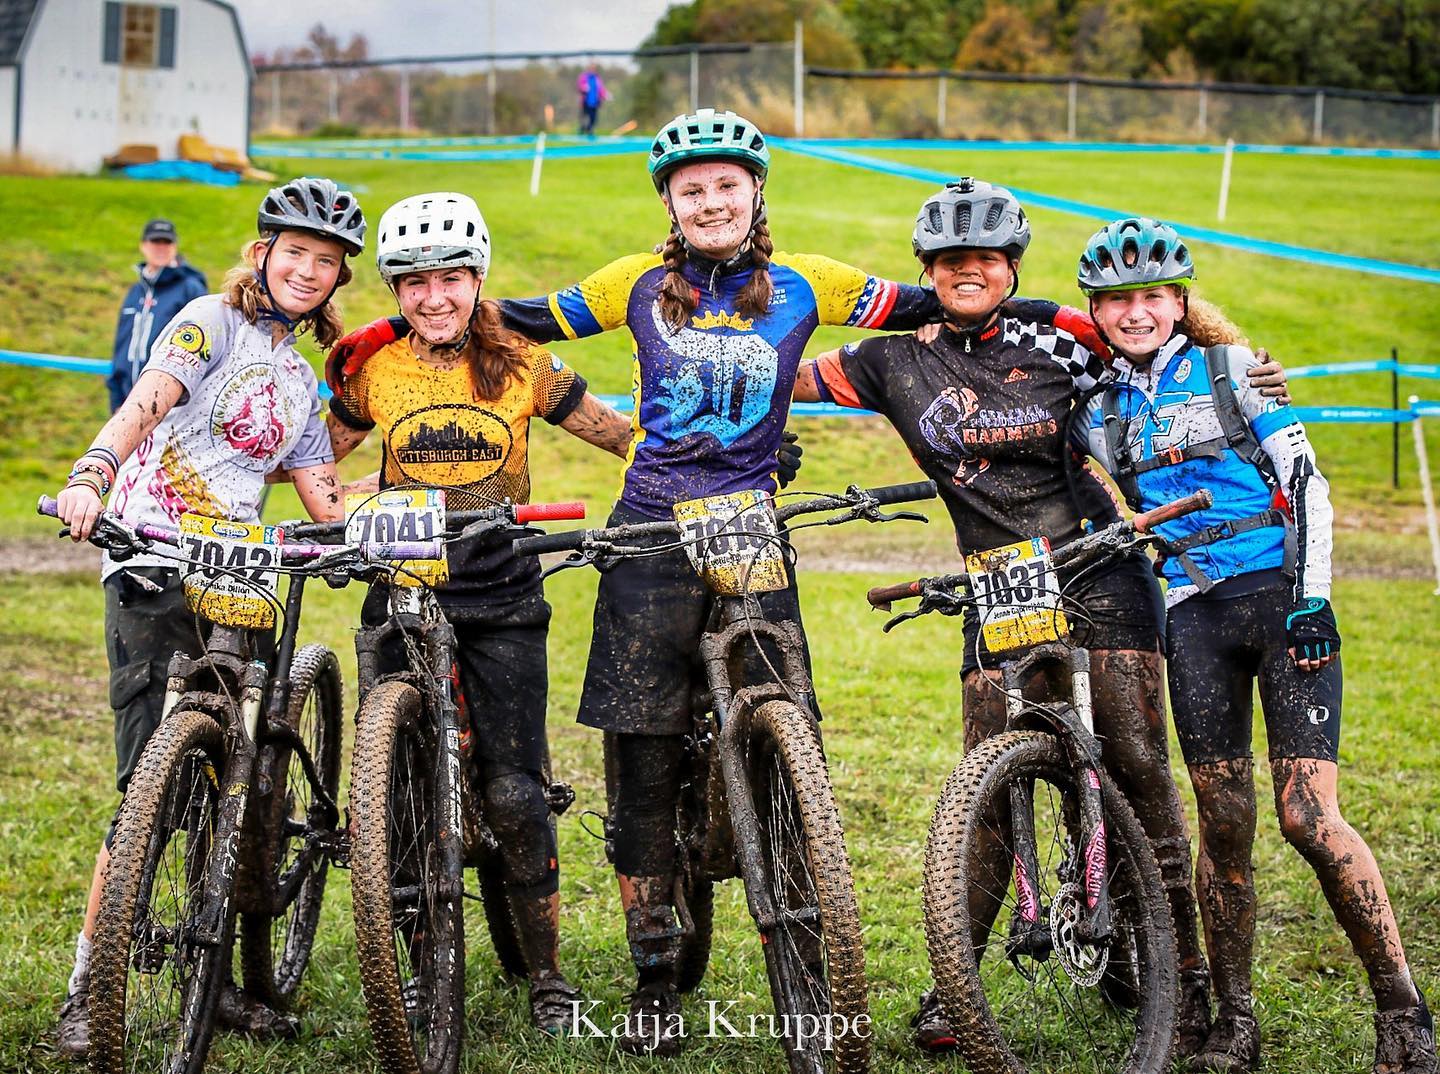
{"left": 501, "top": 251, "right": 939, "bottom": 518}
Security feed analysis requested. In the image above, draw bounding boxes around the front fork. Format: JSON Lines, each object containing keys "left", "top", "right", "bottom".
{"left": 1002, "top": 645, "right": 1112, "bottom": 961}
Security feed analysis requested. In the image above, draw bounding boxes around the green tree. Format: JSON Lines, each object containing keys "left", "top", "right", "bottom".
{"left": 836, "top": 0, "right": 984, "bottom": 69}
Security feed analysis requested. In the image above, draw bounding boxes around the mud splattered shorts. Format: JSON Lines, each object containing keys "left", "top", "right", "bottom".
{"left": 576, "top": 504, "right": 816, "bottom": 736}
{"left": 1165, "top": 573, "right": 1342, "bottom": 765}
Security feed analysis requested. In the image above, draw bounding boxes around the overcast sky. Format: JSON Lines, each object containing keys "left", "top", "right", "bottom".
{"left": 228, "top": 0, "right": 682, "bottom": 59}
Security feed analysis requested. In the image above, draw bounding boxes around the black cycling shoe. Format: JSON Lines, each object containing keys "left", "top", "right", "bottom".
{"left": 618, "top": 980, "right": 684, "bottom": 1056}
{"left": 1176, "top": 967, "right": 1215, "bottom": 1061}
{"left": 215, "top": 984, "right": 300, "bottom": 1039}
{"left": 1194, "top": 1006, "right": 1260, "bottom": 1073}
{"left": 911, "top": 988, "right": 959, "bottom": 1055}
{"left": 529, "top": 973, "right": 583, "bottom": 1036}
{"left": 1374, "top": 991, "right": 1438, "bottom": 1074}
{"left": 54, "top": 987, "right": 90, "bottom": 1060}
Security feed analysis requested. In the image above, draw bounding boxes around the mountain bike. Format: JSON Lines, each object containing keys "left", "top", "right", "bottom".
{"left": 515, "top": 480, "right": 938, "bottom": 1074}
{"left": 324, "top": 494, "right": 585, "bottom": 1074}
{"left": 37, "top": 496, "right": 437, "bottom": 1074}
{"left": 866, "top": 490, "right": 1212, "bottom": 1074}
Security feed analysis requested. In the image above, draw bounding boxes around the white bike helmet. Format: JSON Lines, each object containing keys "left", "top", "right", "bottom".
{"left": 375, "top": 192, "right": 490, "bottom": 282}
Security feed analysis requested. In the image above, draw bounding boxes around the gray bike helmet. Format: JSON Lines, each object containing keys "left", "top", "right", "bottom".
{"left": 1077, "top": 217, "right": 1195, "bottom": 294}
{"left": 257, "top": 176, "right": 367, "bottom": 256}
{"left": 912, "top": 177, "right": 1031, "bottom": 262}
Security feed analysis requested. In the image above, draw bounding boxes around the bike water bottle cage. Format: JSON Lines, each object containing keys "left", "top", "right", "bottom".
{"left": 1100, "top": 344, "right": 1295, "bottom": 591}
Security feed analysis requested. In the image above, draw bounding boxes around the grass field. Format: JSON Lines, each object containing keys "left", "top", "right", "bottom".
{"left": 0, "top": 143, "right": 1437, "bottom": 1073}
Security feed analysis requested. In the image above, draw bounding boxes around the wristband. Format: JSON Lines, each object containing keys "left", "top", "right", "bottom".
{"left": 65, "top": 473, "right": 107, "bottom": 498}
{"left": 82, "top": 446, "right": 121, "bottom": 475}
{"left": 67, "top": 461, "right": 113, "bottom": 497}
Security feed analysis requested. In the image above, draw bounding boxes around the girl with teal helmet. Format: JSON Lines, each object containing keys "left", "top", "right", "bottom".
{"left": 330, "top": 105, "right": 946, "bottom": 1058}
{"left": 1075, "top": 219, "right": 1435, "bottom": 1074}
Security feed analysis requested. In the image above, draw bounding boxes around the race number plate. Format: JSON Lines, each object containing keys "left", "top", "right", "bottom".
{"left": 179, "top": 515, "right": 282, "bottom": 629}
{"left": 345, "top": 489, "right": 449, "bottom": 587}
{"left": 673, "top": 489, "right": 787, "bottom": 595}
{"left": 965, "top": 537, "right": 1069, "bottom": 653}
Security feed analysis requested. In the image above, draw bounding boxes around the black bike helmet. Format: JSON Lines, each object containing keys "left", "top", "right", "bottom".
{"left": 257, "top": 176, "right": 366, "bottom": 256}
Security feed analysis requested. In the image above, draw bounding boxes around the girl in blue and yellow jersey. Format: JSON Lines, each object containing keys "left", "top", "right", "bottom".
{"left": 332, "top": 108, "right": 943, "bottom": 1053}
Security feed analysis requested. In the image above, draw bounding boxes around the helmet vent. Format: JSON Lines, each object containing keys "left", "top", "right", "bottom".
{"left": 926, "top": 204, "right": 944, "bottom": 234}
{"left": 1150, "top": 239, "right": 1167, "bottom": 264}
{"left": 396, "top": 224, "right": 407, "bottom": 236}
{"left": 1175, "top": 243, "right": 1188, "bottom": 264}
{"left": 1121, "top": 239, "right": 1139, "bottom": 268}
{"left": 983, "top": 201, "right": 1004, "bottom": 230}
{"left": 955, "top": 203, "right": 971, "bottom": 235}
{"left": 466, "top": 222, "right": 475, "bottom": 237}
{"left": 419, "top": 222, "right": 429, "bottom": 235}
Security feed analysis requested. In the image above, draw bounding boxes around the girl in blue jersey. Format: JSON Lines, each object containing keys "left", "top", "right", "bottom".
{"left": 1075, "top": 218, "right": 1434, "bottom": 1074}
{"left": 329, "top": 108, "right": 944, "bottom": 1054}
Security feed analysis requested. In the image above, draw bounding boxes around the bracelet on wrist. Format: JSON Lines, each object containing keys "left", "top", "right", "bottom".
{"left": 81, "top": 446, "right": 120, "bottom": 477}
{"left": 65, "top": 474, "right": 106, "bottom": 498}
{"left": 66, "top": 461, "right": 112, "bottom": 497}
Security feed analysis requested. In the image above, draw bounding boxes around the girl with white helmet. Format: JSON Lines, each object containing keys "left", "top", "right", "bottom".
{"left": 1076, "top": 218, "right": 1435, "bottom": 1074}
{"left": 325, "top": 190, "right": 633, "bottom": 1034}
{"left": 52, "top": 176, "right": 366, "bottom": 1056}
{"left": 330, "top": 107, "right": 949, "bottom": 1054}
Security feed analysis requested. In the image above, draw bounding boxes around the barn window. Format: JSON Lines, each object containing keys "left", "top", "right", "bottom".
{"left": 102, "top": 3, "right": 177, "bottom": 69}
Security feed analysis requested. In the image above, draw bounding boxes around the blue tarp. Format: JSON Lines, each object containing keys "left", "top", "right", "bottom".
{"left": 119, "top": 160, "right": 241, "bottom": 186}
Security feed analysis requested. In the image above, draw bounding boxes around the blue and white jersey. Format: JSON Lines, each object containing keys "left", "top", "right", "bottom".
{"left": 1080, "top": 334, "right": 1334, "bottom": 606}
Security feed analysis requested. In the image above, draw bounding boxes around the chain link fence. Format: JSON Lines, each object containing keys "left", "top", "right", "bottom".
{"left": 252, "top": 46, "right": 1440, "bottom": 148}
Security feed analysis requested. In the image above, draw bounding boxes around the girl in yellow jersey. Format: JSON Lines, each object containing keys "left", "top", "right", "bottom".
{"left": 326, "top": 192, "right": 632, "bottom": 1034}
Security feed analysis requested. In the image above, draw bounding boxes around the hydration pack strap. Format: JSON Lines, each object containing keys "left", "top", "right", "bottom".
{"left": 1165, "top": 508, "right": 1296, "bottom": 592}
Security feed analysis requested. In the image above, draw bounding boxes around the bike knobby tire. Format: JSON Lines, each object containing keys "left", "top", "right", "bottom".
{"left": 748, "top": 700, "right": 869, "bottom": 1074}
{"left": 88, "top": 708, "right": 227, "bottom": 1074}
{"left": 350, "top": 681, "right": 464, "bottom": 1074}
{"left": 240, "top": 643, "right": 343, "bottom": 1009}
{"left": 923, "top": 729, "right": 1177, "bottom": 1074}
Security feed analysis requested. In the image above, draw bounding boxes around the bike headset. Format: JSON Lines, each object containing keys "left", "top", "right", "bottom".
{"left": 912, "top": 177, "right": 1031, "bottom": 353}
{"left": 649, "top": 108, "right": 771, "bottom": 296}
{"left": 1062, "top": 218, "right": 1197, "bottom": 530}
{"left": 253, "top": 177, "right": 367, "bottom": 332}
{"left": 375, "top": 192, "right": 493, "bottom": 355}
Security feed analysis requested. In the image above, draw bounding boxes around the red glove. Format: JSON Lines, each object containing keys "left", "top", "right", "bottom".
{"left": 1055, "top": 305, "right": 1112, "bottom": 364}
{"left": 326, "top": 315, "right": 407, "bottom": 393}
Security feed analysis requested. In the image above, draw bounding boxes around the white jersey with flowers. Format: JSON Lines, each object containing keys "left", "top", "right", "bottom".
{"left": 103, "top": 294, "right": 333, "bottom": 580}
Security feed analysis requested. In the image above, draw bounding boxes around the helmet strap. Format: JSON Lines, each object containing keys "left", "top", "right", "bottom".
{"left": 253, "top": 232, "right": 343, "bottom": 334}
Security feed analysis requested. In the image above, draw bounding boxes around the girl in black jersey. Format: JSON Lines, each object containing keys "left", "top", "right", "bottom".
{"left": 796, "top": 178, "right": 1287, "bottom": 1057}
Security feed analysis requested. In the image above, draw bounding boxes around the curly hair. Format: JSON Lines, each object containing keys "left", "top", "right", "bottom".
{"left": 221, "top": 233, "right": 352, "bottom": 348}
{"left": 1181, "top": 293, "right": 1248, "bottom": 348}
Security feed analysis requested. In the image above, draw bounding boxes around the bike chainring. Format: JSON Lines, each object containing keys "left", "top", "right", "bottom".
{"left": 1049, "top": 881, "right": 1109, "bottom": 987}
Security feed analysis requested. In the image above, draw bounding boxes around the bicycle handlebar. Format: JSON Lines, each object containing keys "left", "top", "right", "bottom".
{"left": 1132, "top": 489, "right": 1213, "bottom": 533}
{"left": 284, "top": 499, "right": 585, "bottom": 541}
{"left": 511, "top": 481, "right": 939, "bottom": 560}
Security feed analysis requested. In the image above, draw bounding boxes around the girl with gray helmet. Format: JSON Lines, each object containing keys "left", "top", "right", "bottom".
{"left": 52, "top": 176, "right": 365, "bottom": 1057}
{"left": 793, "top": 178, "right": 1299, "bottom": 1058}
{"left": 1075, "top": 217, "right": 1436, "bottom": 1074}
{"left": 331, "top": 107, "right": 949, "bottom": 1055}
{"left": 324, "top": 191, "right": 635, "bottom": 1035}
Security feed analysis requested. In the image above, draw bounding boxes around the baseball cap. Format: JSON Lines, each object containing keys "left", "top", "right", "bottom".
{"left": 142, "top": 218, "right": 178, "bottom": 242}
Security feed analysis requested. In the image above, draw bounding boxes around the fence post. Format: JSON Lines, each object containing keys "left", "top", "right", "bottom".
{"left": 1197, "top": 86, "right": 1208, "bottom": 138}
{"left": 1432, "top": 100, "right": 1439, "bottom": 148}
{"left": 1313, "top": 90, "right": 1324, "bottom": 143}
{"left": 1067, "top": 80, "right": 1078, "bottom": 140}
{"left": 399, "top": 68, "right": 410, "bottom": 131}
{"left": 937, "top": 74, "right": 947, "bottom": 137}
{"left": 793, "top": 19, "right": 805, "bottom": 137}
{"left": 1217, "top": 137, "right": 1235, "bottom": 221}
{"left": 270, "top": 71, "right": 280, "bottom": 131}
{"left": 1393, "top": 346, "right": 1401, "bottom": 489}
{"left": 689, "top": 49, "right": 700, "bottom": 112}
{"left": 328, "top": 70, "right": 339, "bottom": 122}
{"left": 1410, "top": 395, "right": 1440, "bottom": 595}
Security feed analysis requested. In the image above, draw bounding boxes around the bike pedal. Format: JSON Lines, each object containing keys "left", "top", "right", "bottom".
{"left": 544, "top": 780, "right": 576, "bottom": 816}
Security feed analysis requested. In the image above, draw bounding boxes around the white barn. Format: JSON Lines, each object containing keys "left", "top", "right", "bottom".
{"left": 0, "top": 0, "right": 250, "bottom": 172}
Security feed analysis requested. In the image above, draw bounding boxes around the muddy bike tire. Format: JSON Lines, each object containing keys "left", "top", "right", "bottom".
{"left": 922, "top": 729, "right": 1177, "bottom": 1074}
{"left": 88, "top": 709, "right": 227, "bottom": 1074}
{"left": 602, "top": 731, "right": 716, "bottom": 993}
{"left": 350, "top": 681, "right": 465, "bottom": 1074}
{"left": 748, "top": 700, "right": 869, "bottom": 1074}
{"left": 240, "top": 644, "right": 343, "bottom": 1008}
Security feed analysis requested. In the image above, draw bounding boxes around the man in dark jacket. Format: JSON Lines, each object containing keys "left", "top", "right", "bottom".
{"left": 108, "top": 218, "right": 208, "bottom": 411}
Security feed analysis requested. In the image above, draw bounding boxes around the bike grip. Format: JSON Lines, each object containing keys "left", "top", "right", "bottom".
{"left": 367, "top": 540, "right": 444, "bottom": 561}
{"left": 37, "top": 495, "right": 59, "bottom": 517}
{"left": 513, "top": 529, "right": 586, "bottom": 556}
{"left": 865, "top": 480, "right": 939, "bottom": 506}
{"left": 515, "top": 501, "right": 586, "bottom": 524}
{"left": 1133, "top": 489, "right": 1214, "bottom": 533}
{"left": 866, "top": 579, "right": 921, "bottom": 608}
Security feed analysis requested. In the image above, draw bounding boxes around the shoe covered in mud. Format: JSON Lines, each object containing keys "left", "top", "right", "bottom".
{"left": 911, "top": 988, "right": 958, "bottom": 1055}
{"left": 1194, "top": 1007, "right": 1260, "bottom": 1073}
{"left": 54, "top": 987, "right": 90, "bottom": 1060}
{"left": 618, "top": 979, "right": 684, "bottom": 1056}
{"left": 215, "top": 984, "right": 300, "bottom": 1039}
{"left": 1374, "top": 992, "right": 1438, "bottom": 1074}
{"left": 529, "top": 973, "right": 583, "bottom": 1036}
{"left": 1176, "top": 966, "right": 1215, "bottom": 1060}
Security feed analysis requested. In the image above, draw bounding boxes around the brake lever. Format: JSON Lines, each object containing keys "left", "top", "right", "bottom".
{"left": 538, "top": 549, "right": 596, "bottom": 582}
{"left": 455, "top": 515, "right": 509, "bottom": 543}
{"left": 882, "top": 606, "right": 929, "bottom": 633}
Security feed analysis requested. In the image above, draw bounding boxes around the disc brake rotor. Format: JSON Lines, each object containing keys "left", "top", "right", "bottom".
{"left": 1049, "top": 881, "right": 1109, "bottom": 987}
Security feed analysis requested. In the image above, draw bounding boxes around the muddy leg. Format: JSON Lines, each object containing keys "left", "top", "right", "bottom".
{"left": 961, "top": 669, "right": 1015, "bottom": 954}
{"left": 1271, "top": 757, "right": 1419, "bottom": 1011}
{"left": 1189, "top": 758, "right": 1258, "bottom": 1020}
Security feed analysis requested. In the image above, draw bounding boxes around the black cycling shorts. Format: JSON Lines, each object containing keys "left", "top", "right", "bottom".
{"left": 1166, "top": 575, "right": 1342, "bottom": 766}
{"left": 960, "top": 551, "right": 1163, "bottom": 676}
{"left": 361, "top": 583, "right": 552, "bottom": 773}
{"left": 577, "top": 504, "right": 816, "bottom": 736}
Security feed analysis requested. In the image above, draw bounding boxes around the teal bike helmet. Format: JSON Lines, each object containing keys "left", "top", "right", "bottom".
{"left": 1078, "top": 217, "right": 1195, "bottom": 294}
{"left": 649, "top": 108, "right": 770, "bottom": 193}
